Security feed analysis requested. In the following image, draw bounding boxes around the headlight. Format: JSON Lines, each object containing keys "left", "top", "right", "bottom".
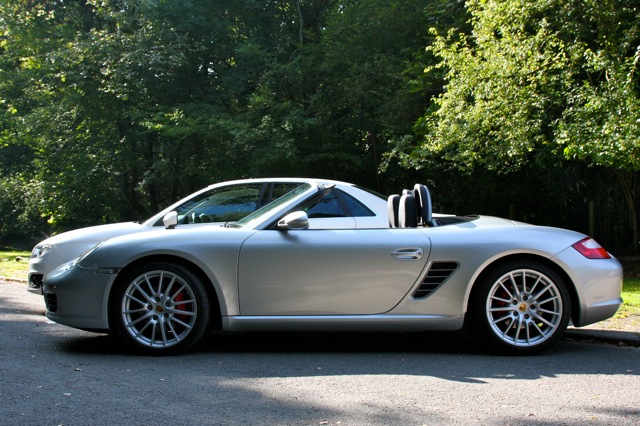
{"left": 75, "top": 242, "right": 104, "bottom": 267}
{"left": 31, "top": 243, "right": 53, "bottom": 259}
{"left": 46, "top": 258, "right": 77, "bottom": 279}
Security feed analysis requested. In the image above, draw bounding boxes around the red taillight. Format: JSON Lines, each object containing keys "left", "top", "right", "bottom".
{"left": 572, "top": 237, "right": 611, "bottom": 259}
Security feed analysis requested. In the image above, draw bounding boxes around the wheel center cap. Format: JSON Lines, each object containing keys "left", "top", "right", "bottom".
{"left": 156, "top": 306, "right": 164, "bottom": 313}
{"left": 519, "top": 302, "right": 527, "bottom": 312}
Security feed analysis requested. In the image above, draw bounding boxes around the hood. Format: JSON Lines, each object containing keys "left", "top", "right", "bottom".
{"left": 39, "top": 222, "right": 147, "bottom": 246}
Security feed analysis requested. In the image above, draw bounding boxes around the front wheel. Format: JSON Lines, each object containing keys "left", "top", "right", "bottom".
{"left": 471, "top": 261, "right": 571, "bottom": 355}
{"left": 110, "top": 262, "right": 210, "bottom": 355}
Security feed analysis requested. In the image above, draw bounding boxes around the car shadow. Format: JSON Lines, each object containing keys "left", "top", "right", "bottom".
{"left": 196, "top": 330, "right": 476, "bottom": 354}
{"left": 59, "top": 329, "right": 475, "bottom": 356}
{"left": 55, "top": 328, "right": 640, "bottom": 385}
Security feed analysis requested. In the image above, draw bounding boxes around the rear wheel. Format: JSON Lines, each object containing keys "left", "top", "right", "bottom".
{"left": 472, "top": 261, "right": 571, "bottom": 355}
{"left": 111, "top": 262, "right": 210, "bottom": 355}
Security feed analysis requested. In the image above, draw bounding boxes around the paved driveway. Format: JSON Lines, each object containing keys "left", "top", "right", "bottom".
{"left": 1, "top": 281, "right": 639, "bottom": 425}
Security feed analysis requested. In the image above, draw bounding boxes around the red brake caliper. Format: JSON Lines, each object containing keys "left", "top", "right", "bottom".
{"left": 174, "top": 291, "right": 187, "bottom": 322}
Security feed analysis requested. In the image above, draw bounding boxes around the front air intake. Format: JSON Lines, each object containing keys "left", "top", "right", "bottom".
{"left": 44, "top": 293, "right": 58, "bottom": 313}
{"left": 413, "top": 261, "right": 459, "bottom": 299}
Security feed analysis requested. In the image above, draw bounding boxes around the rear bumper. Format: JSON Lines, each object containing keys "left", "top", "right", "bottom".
{"left": 552, "top": 248, "right": 623, "bottom": 327}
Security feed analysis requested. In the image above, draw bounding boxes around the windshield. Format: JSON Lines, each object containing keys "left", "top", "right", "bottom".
{"left": 231, "top": 183, "right": 313, "bottom": 228}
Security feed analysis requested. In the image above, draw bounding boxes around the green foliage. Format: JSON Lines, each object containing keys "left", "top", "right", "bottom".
{"left": 394, "top": 0, "right": 640, "bottom": 252}
{"left": 0, "top": 175, "right": 46, "bottom": 244}
{"left": 0, "top": 0, "right": 638, "bottom": 255}
{"left": 405, "top": 0, "right": 640, "bottom": 174}
{"left": 1, "top": 0, "right": 443, "bottom": 241}
{"left": 555, "top": 1, "right": 640, "bottom": 171}
{"left": 405, "top": 1, "right": 562, "bottom": 171}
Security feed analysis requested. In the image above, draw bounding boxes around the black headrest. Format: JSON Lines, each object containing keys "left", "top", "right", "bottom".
{"left": 399, "top": 192, "right": 418, "bottom": 228}
{"left": 413, "top": 183, "right": 433, "bottom": 226}
{"left": 387, "top": 194, "right": 400, "bottom": 228}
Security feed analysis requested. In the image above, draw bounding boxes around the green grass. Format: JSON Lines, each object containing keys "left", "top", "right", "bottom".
{"left": 618, "top": 278, "right": 640, "bottom": 318}
{"left": 0, "top": 250, "right": 30, "bottom": 280}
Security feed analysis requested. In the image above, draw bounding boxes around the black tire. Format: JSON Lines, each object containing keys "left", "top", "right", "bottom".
{"left": 471, "top": 261, "right": 571, "bottom": 355}
{"left": 110, "top": 262, "right": 210, "bottom": 355}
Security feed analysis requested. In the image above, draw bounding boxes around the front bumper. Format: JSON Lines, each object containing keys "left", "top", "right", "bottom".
{"left": 43, "top": 262, "right": 115, "bottom": 332}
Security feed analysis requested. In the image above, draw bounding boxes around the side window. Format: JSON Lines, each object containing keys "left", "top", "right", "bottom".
{"left": 339, "top": 190, "right": 375, "bottom": 217}
{"left": 304, "top": 189, "right": 375, "bottom": 218}
{"left": 177, "top": 183, "right": 266, "bottom": 223}
{"left": 307, "top": 190, "right": 348, "bottom": 218}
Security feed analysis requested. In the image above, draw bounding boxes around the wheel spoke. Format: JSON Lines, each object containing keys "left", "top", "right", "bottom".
{"left": 123, "top": 306, "right": 148, "bottom": 315}
{"left": 142, "top": 274, "right": 157, "bottom": 298}
{"left": 166, "top": 320, "right": 180, "bottom": 342}
{"left": 126, "top": 311, "right": 153, "bottom": 328}
{"left": 157, "top": 321, "right": 169, "bottom": 347}
{"left": 530, "top": 310, "right": 558, "bottom": 328}
{"left": 491, "top": 313, "right": 514, "bottom": 327}
{"left": 169, "top": 316, "right": 194, "bottom": 330}
{"left": 508, "top": 273, "right": 523, "bottom": 297}
{"left": 149, "top": 321, "right": 160, "bottom": 346}
{"left": 488, "top": 305, "right": 515, "bottom": 313}
{"left": 513, "top": 316, "right": 524, "bottom": 342}
{"left": 536, "top": 294, "right": 559, "bottom": 306}
{"left": 170, "top": 283, "right": 188, "bottom": 300}
{"left": 489, "top": 294, "right": 512, "bottom": 305}
{"left": 528, "top": 275, "right": 542, "bottom": 295}
{"left": 498, "top": 281, "right": 515, "bottom": 299}
{"left": 166, "top": 307, "right": 196, "bottom": 317}
{"left": 133, "top": 317, "right": 153, "bottom": 337}
{"left": 131, "top": 281, "right": 153, "bottom": 304}
{"left": 124, "top": 292, "right": 148, "bottom": 307}
{"left": 536, "top": 306, "right": 561, "bottom": 317}
{"left": 164, "top": 275, "right": 178, "bottom": 299}
{"left": 529, "top": 320, "right": 545, "bottom": 338}
{"left": 531, "top": 282, "right": 553, "bottom": 300}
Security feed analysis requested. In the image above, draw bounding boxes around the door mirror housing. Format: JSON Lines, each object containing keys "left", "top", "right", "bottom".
{"left": 277, "top": 211, "right": 309, "bottom": 230}
{"left": 163, "top": 211, "right": 178, "bottom": 229}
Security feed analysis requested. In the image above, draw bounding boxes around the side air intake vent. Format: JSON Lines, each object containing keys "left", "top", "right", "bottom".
{"left": 413, "top": 261, "right": 459, "bottom": 299}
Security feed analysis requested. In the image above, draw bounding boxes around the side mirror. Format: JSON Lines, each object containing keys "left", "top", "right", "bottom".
{"left": 277, "top": 211, "right": 309, "bottom": 230}
{"left": 163, "top": 211, "right": 178, "bottom": 229}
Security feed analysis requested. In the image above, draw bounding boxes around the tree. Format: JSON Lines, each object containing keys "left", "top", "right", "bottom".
{"left": 556, "top": 1, "right": 640, "bottom": 249}
{"left": 402, "top": 0, "right": 640, "bottom": 251}
{"left": 0, "top": 1, "right": 269, "bottom": 231}
{"left": 240, "top": 0, "right": 466, "bottom": 191}
{"left": 0, "top": 1, "right": 491, "bottom": 246}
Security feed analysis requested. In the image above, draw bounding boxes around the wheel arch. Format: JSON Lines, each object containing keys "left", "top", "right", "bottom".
{"left": 467, "top": 253, "right": 579, "bottom": 326}
{"left": 107, "top": 254, "right": 223, "bottom": 331}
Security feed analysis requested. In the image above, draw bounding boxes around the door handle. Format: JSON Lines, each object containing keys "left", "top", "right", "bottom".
{"left": 391, "top": 248, "right": 424, "bottom": 261}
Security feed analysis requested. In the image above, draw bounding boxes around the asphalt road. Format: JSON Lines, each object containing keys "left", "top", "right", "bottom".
{"left": 1, "top": 280, "right": 639, "bottom": 425}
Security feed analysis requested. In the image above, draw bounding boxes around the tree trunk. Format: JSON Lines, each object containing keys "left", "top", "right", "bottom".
{"left": 615, "top": 170, "right": 639, "bottom": 254}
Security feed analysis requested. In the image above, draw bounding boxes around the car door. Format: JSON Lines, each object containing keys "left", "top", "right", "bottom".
{"left": 237, "top": 228, "right": 431, "bottom": 315}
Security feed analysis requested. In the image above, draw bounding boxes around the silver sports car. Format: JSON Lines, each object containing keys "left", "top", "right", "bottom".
{"left": 43, "top": 181, "right": 623, "bottom": 355}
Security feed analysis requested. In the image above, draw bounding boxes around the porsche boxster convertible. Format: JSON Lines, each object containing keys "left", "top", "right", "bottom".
{"left": 43, "top": 181, "right": 623, "bottom": 355}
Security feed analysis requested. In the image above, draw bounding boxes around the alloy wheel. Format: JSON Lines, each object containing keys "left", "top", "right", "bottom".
{"left": 121, "top": 269, "right": 198, "bottom": 349}
{"left": 485, "top": 268, "right": 564, "bottom": 348}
